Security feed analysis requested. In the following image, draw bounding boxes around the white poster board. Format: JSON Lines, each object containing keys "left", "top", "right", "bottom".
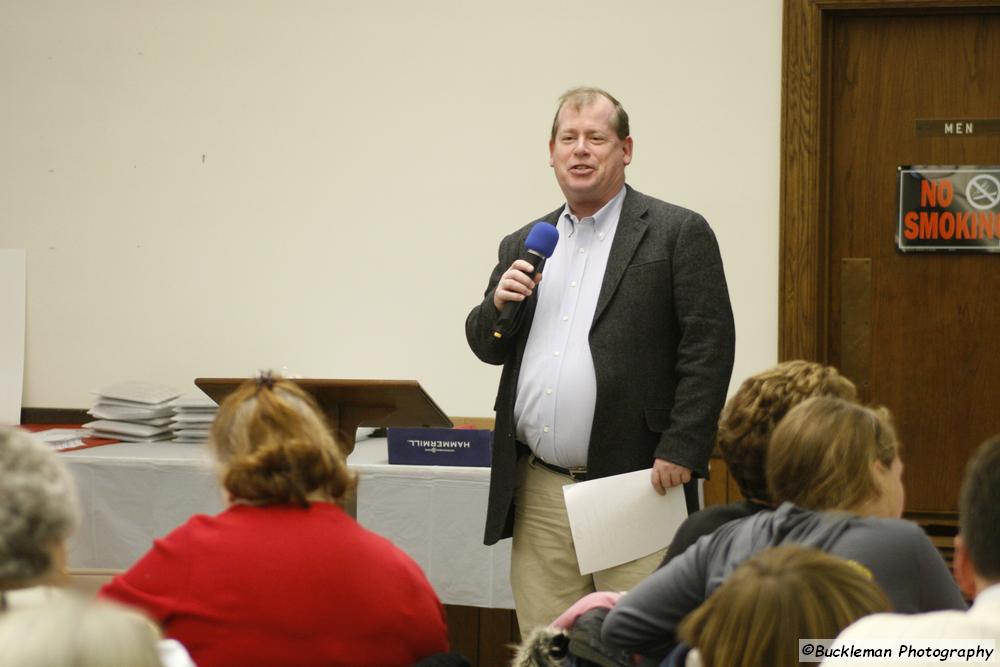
{"left": 0, "top": 249, "right": 26, "bottom": 425}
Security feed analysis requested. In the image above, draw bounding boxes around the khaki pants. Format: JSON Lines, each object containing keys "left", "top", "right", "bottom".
{"left": 510, "top": 456, "right": 669, "bottom": 634}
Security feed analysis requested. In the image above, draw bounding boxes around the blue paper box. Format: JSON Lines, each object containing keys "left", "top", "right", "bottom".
{"left": 387, "top": 427, "right": 493, "bottom": 467}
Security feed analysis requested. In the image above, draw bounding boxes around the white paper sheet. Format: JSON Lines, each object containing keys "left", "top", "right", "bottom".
{"left": 89, "top": 405, "right": 177, "bottom": 420}
{"left": 32, "top": 428, "right": 89, "bottom": 450}
{"left": 93, "top": 381, "right": 180, "bottom": 405}
{"left": 563, "top": 469, "right": 688, "bottom": 575}
{"left": 0, "top": 250, "right": 26, "bottom": 425}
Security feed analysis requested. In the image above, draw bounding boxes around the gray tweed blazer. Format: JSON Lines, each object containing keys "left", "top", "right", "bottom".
{"left": 466, "top": 185, "right": 735, "bottom": 546}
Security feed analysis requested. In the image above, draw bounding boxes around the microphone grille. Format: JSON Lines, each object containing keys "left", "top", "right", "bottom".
{"left": 524, "top": 222, "right": 559, "bottom": 258}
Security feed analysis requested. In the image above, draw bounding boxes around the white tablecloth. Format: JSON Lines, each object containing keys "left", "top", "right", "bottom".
{"left": 61, "top": 438, "right": 513, "bottom": 609}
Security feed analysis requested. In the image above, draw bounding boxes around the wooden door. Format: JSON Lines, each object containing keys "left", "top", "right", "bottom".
{"left": 781, "top": 1, "right": 1000, "bottom": 516}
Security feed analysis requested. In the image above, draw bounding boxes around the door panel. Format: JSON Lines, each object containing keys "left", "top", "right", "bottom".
{"left": 827, "top": 12, "right": 1000, "bottom": 512}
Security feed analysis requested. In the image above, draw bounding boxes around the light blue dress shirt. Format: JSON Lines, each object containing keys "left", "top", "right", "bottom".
{"left": 514, "top": 186, "right": 626, "bottom": 468}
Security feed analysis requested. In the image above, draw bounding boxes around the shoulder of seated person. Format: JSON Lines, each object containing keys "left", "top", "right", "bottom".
{"left": 853, "top": 514, "right": 924, "bottom": 536}
{"left": 836, "top": 609, "right": 961, "bottom": 639}
{"left": 2, "top": 585, "right": 67, "bottom": 609}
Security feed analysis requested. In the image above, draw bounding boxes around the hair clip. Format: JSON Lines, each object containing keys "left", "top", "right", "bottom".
{"left": 255, "top": 369, "right": 276, "bottom": 392}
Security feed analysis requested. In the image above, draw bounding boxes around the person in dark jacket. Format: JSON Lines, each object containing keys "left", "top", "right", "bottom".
{"left": 465, "top": 87, "right": 735, "bottom": 632}
{"left": 602, "top": 397, "right": 967, "bottom": 661}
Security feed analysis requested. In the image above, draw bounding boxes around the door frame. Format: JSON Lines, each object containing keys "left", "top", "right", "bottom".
{"left": 779, "top": 0, "right": 1000, "bottom": 361}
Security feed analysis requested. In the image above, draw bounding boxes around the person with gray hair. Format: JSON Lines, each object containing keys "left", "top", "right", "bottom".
{"left": 0, "top": 426, "right": 198, "bottom": 666}
{"left": 0, "top": 425, "right": 79, "bottom": 597}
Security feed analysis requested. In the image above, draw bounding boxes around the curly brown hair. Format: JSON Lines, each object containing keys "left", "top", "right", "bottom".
{"left": 209, "top": 376, "right": 357, "bottom": 506}
{"left": 717, "top": 361, "right": 856, "bottom": 503}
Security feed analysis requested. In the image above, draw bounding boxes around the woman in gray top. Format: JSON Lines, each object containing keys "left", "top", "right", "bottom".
{"left": 602, "top": 397, "right": 967, "bottom": 662}
{"left": 659, "top": 361, "right": 858, "bottom": 569}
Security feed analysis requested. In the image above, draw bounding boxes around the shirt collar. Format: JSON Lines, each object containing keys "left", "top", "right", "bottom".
{"left": 974, "top": 582, "right": 1000, "bottom": 607}
{"left": 559, "top": 185, "right": 627, "bottom": 239}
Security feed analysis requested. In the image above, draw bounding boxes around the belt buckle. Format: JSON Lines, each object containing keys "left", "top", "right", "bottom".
{"left": 566, "top": 467, "right": 587, "bottom": 482}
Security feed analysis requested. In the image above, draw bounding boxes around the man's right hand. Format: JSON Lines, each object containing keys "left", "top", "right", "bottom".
{"left": 493, "top": 259, "right": 543, "bottom": 311}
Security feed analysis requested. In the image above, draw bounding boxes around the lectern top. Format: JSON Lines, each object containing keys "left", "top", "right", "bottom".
{"left": 193, "top": 378, "right": 452, "bottom": 429}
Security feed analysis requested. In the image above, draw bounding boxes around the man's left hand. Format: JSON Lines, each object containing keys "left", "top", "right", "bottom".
{"left": 651, "top": 458, "right": 692, "bottom": 495}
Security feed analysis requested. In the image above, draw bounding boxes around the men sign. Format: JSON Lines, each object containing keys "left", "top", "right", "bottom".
{"left": 898, "top": 166, "right": 1000, "bottom": 252}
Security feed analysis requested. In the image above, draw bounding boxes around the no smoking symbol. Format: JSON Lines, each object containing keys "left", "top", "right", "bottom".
{"left": 966, "top": 174, "right": 1000, "bottom": 211}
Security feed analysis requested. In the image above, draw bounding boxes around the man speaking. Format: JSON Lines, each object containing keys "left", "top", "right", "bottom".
{"left": 465, "top": 87, "right": 735, "bottom": 632}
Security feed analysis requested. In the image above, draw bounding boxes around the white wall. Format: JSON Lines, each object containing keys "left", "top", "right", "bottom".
{"left": 1, "top": 0, "right": 782, "bottom": 415}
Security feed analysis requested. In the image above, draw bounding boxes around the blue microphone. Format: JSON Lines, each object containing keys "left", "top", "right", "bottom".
{"left": 492, "top": 222, "right": 560, "bottom": 340}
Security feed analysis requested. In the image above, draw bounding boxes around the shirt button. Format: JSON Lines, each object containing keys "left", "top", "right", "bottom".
{"left": 599, "top": 233, "right": 605, "bottom": 240}
{"left": 570, "top": 281, "right": 577, "bottom": 287}
{"left": 578, "top": 248, "right": 585, "bottom": 254}
{"left": 543, "top": 426, "right": 550, "bottom": 433}
{"left": 553, "top": 351, "right": 560, "bottom": 357}
{"left": 546, "top": 388, "right": 553, "bottom": 395}
{"left": 562, "top": 316, "right": 569, "bottom": 321}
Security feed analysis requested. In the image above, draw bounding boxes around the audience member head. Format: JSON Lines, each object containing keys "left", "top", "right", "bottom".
{"left": 0, "top": 426, "right": 79, "bottom": 591}
{"left": 766, "top": 397, "right": 903, "bottom": 517}
{"left": 0, "top": 594, "right": 162, "bottom": 667}
{"left": 954, "top": 435, "right": 1000, "bottom": 597}
{"left": 677, "top": 545, "right": 889, "bottom": 667}
{"left": 209, "top": 373, "right": 357, "bottom": 507}
{"left": 717, "top": 361, "right": 856, "bottom": 504}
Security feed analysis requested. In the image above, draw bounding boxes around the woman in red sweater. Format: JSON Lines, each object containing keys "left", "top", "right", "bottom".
{"left": 101, "top": 374, "right": 450, "bottom": 667}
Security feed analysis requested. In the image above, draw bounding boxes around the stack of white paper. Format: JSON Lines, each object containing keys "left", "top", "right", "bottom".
{"left": 171, "top": 394, "right": 218, "bottom": 443}
{"left": 84, "top": 382, "right": 181, "bottom": 442}
{"left": 32, "top": 428, "right": 89, "bottom": 451}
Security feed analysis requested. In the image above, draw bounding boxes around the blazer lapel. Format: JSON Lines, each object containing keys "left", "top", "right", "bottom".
{"left": 592, "top": 186, "right": 648, "bottom": 328}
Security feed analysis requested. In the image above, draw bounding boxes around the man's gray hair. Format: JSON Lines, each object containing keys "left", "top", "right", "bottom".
{"left": 0, "top": 426, "right": 80, "bottom": 587}
{"left": 550, "top": 86, "right": 630, "bottom": 141}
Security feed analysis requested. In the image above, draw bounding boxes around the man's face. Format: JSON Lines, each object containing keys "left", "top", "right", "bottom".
{"left": 549, "top": 97, "right": 633, "bottom": 217}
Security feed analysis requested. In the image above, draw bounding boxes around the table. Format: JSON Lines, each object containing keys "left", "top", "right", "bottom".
{"left": 61, "top": 438, "right": 514, "bottom": 609}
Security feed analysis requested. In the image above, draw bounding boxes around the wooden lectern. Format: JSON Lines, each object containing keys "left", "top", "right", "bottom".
{"left": 194, "top": 378, "right": 452, "bottom": 455}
